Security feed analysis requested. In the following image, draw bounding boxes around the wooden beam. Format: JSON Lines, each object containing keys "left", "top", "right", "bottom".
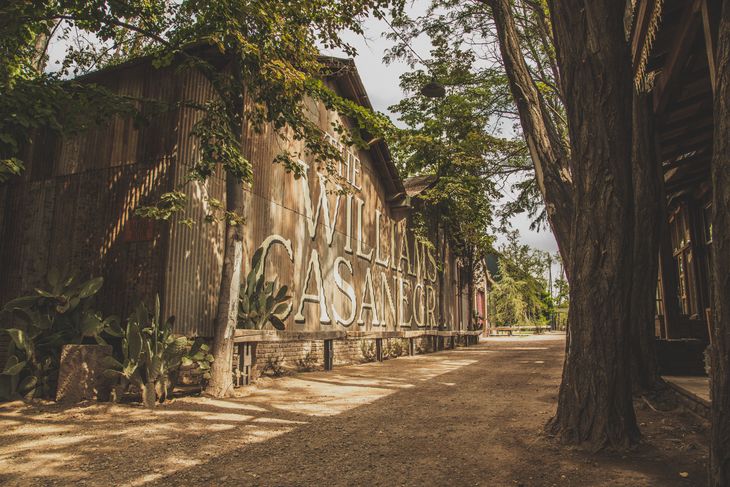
{"left": 654, "top": 0, "right": 703, "bottom": 114}
{"left": 659, "top": 220, "right": 681, "bottom": 338}
{"left": 700, "top": 0, "right": 720, "bottom": 93}
{"left": 631, "top": 0, "right": 656, "bottom": 73}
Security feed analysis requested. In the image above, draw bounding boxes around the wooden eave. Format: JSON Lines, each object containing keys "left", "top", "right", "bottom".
{"left": 630, "top": 0, "right": 719, "bottom": 201}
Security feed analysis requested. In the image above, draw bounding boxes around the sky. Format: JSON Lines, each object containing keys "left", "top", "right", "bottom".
{"left": 324, "top": 12, "right": 560, "bottom": 260}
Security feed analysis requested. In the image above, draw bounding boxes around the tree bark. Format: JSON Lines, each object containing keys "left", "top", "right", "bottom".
{"left": 205, "top": 61, "right": 247, "bottom": 398}
{"left": 709, "top": 2, "right": 730, "bottom": 483}
{"left": 628, "top": 88, "right": 663, "bottom": 392}
{"left": 545, "top": 0, "right": 639, "bottom": 449}
{"left": 205, "top": 174, "right": 245, "bottom": 398}
{"left": 485, "top": 0, "right": 574, "bottom": 275}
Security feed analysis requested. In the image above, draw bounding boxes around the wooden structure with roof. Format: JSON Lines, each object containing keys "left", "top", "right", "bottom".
{"left": 0, "top": 53, "right": 475, "bottom": 346}
{"left": 628, "top": 0, "right": 720, "bottom": 368}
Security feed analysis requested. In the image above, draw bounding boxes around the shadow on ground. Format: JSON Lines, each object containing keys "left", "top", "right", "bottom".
{"left": 0, "top": 335, "right": 708, "bottom": 486}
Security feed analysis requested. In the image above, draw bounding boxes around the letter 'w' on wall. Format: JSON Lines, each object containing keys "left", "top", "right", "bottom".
{"left": 300, "top": 161, "right": 341, "bottom": 247}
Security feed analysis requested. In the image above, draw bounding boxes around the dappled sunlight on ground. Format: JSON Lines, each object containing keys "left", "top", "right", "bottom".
{"left": 0, "top": 347, "right": 478, "bottom": 486}
{"left": 0, "top": 333, "right": 709, "bottom": 486}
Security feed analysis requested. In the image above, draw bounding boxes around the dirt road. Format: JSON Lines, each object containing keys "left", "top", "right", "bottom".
{"left": 0, "top": 335, "right": 708, "bottom": 486}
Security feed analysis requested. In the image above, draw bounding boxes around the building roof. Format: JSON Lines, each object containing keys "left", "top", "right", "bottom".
{"left": 77, "top": 49, "right": 406, "bottom": 198}
{"left": 628, "top": 0, "right": 714, "bottom": 200}
{"left": 318, "top": 56, "right": 405, "bottom": 197}
{"left": 403, "top": 174, "right": 438, "bottom": 197}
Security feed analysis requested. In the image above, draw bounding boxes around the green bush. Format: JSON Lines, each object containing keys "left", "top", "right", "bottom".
{"left": 360, "top": 341, "right": 376, "bottom": 362}
{"left": 0, "top": 271, "right": 120, "bottom": 400}
{"left": 103, "top": 296, "right": 213, "bottom": 408}
{"left": 260, "top": 355, "right": 285, "bottom": 377}
{"left": 237, "top": 247, "right": 291, "bottom": 331}
{"left": 296, "top": 350, "right": 318, "bottom": 372}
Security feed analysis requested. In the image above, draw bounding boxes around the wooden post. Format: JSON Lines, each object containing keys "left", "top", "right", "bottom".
{"left": 235, "top": 342, "right": 254, "bottom": 387}
{"left": 659, "top": 227, "right": 681, "bottom": 338}
{"left": 375, "top": 338, "right": 383, "bottom": 362}
{"left": 324, "top": 339, "right": 334, "bottom": 371}
{"left": 409, "top": 338, "right": 415, "bottom": 356}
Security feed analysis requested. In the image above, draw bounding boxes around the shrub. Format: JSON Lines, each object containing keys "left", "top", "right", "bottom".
{"left": 261, "top": 355, "right": 285, "bottom": 377}
{"left": 0, "top": 271, "right": 120, "bottom": 400}
{"left": 296, "top": 350, "right": 318, "bottom": 372}
{"left": 237, "top": 247, "right": 291, "bottom": 331}
{"left": 360, "top": 341, "right": 376, "bottom": 362}
{"left": 389, "top": 340, "right": 404, "bottom": 358}
{"left": 102, "top": 296, "right": 213, "bottom": 408}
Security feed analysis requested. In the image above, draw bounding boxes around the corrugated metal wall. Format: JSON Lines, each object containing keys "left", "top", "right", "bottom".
{"left": 0, "top": 63, "right": 178, "bottom": 320}
{"left": 0, "top": 58, "right": 472, "bottom": 338}
{"left": 162, "top": 69, "right": 226, "bottom": 337}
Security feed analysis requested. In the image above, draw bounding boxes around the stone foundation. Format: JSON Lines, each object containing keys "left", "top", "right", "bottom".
{"left": 245, "top": 335, "right": 471, "bottom": 380}
{"left": 55, "top": 344, "right": 112, "bottom": 403}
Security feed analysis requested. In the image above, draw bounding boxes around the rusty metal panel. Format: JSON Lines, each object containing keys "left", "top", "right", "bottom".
{"left": 1, "top": 57, "right": 469, "bottom": 340}
{"left": 162, "top": 68, "right": 225, "bottom": 337}
{"left": 0, "top": 63, "right": 178, "bottom": 317}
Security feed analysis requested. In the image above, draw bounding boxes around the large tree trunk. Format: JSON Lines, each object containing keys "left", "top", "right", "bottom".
{"left": 205, "top": 174, "right": 245, "bottom": 397}
{"left": 485, "top": 0, "right": 574, "bottom": 275}
{"left": 628, "top": 88, "right": 663, "bottom": 392}
{"left": 545, "top": 0, "right": 639, "bottom": 449}
{"left": 204, "top": 60, "right": 247, "bottom": 398}
{"left": 709, "top": 2, "right": 730, "bottom": 483}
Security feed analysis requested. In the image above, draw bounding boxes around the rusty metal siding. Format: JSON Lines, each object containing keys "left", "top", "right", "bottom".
{"left": 162, "top": 69, "right": 226, "bottom": 337}
{"left": 0, "top": 63, "right": 178, "bottom": 320}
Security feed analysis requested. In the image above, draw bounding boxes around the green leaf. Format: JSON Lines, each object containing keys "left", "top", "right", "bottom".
{"left": 2, "top": 357, "right": 26, "bottom": 376}
{"left": 269, "top": 316, "right": 286, "bottom": 331}
{"left": 78, "top": 277, "right": 104, "bottom": 298}
{"left": 103, "top": 316, "right": 123, "bottom": 337}
{"left": 2, "top": 296, "right": 37, "bottom": 311}
{"left": 127, "top": 323, "right": 142, "bottom": 360}
{"left": 80, "top": 313, "right": 103, "bottom": 336}
{"left": 5, "top": 329, "right": 28, "bottom": 354}
{"left": 17, "top": 376, "right": 38, "bottom": 396}
{"left": 35, "top": 288, "right": 57, "bottom": 298}
{"left": 102, "top": 355, "right": 123, "bottom": 371}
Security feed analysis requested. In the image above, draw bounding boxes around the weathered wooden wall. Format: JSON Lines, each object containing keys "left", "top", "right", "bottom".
{"left": 0, "top": 58, "right": 471, "bottom": 338}
{"left": 0, "top": 62, "right": 178, "bottom": 319}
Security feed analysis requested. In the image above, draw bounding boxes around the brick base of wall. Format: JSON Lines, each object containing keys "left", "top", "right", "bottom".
{"left": 248, "top": 335, "right": 471, "bottom": 380}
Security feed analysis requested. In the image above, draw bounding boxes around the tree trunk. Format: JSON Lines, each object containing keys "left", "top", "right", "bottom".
{"left": 466, "top": 256, "right": 474, "bottom": 330}
{"left": 485, "top": 0, "right": 574, "bottom": 275}
{"left": 205, "top": 174, "right": 245, "bottom": 398}
{"left": 710, "top": 2, "right": 730, "bottom": 483}
{"left": 437, "top": 224, "right": 446, "bottom": 329}
{"left": 545, "top": 0, "right": 639, "bottom": 449}
{"left": 628, "top": 88, "right": 663, "bottom": 392}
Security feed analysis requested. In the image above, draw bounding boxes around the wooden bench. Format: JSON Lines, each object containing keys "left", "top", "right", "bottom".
{"left": 492, "top": 326, "right": 549, "bottom": 336}
{"left": 493, "top": 326, "right": 517, "bottom": 336}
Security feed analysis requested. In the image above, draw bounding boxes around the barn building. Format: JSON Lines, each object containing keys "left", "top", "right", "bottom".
{"left": 0, "top": 53, "right": 482, "bottom": 378}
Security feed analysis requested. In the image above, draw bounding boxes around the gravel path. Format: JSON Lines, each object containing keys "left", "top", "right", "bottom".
{"left": 0, "top": 334, "right": 708, "bottom": 486}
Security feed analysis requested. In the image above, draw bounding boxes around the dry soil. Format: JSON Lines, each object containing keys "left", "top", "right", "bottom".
{"left": 0, "top": 334, "right": 709, "bottom": 486}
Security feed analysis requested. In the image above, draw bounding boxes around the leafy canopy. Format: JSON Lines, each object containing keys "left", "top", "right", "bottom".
{"left": 0, "top": 0, "right": 402, "bottom": 205}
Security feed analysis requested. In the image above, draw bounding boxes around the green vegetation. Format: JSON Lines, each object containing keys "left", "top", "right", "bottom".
{"left": 102, "top": 297, "right": 214, "bottom": 408}
{"left": 0, "top": 272, "right": 121, "bottom": 400}
{"left": 0, "top": 273, "right": 213, "bottom": 406}
{"left": 489, "top": 232, "right": 555, "bottom": 328}
{"left": 237, "top": 247, "right": 292, "bottom": 331}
